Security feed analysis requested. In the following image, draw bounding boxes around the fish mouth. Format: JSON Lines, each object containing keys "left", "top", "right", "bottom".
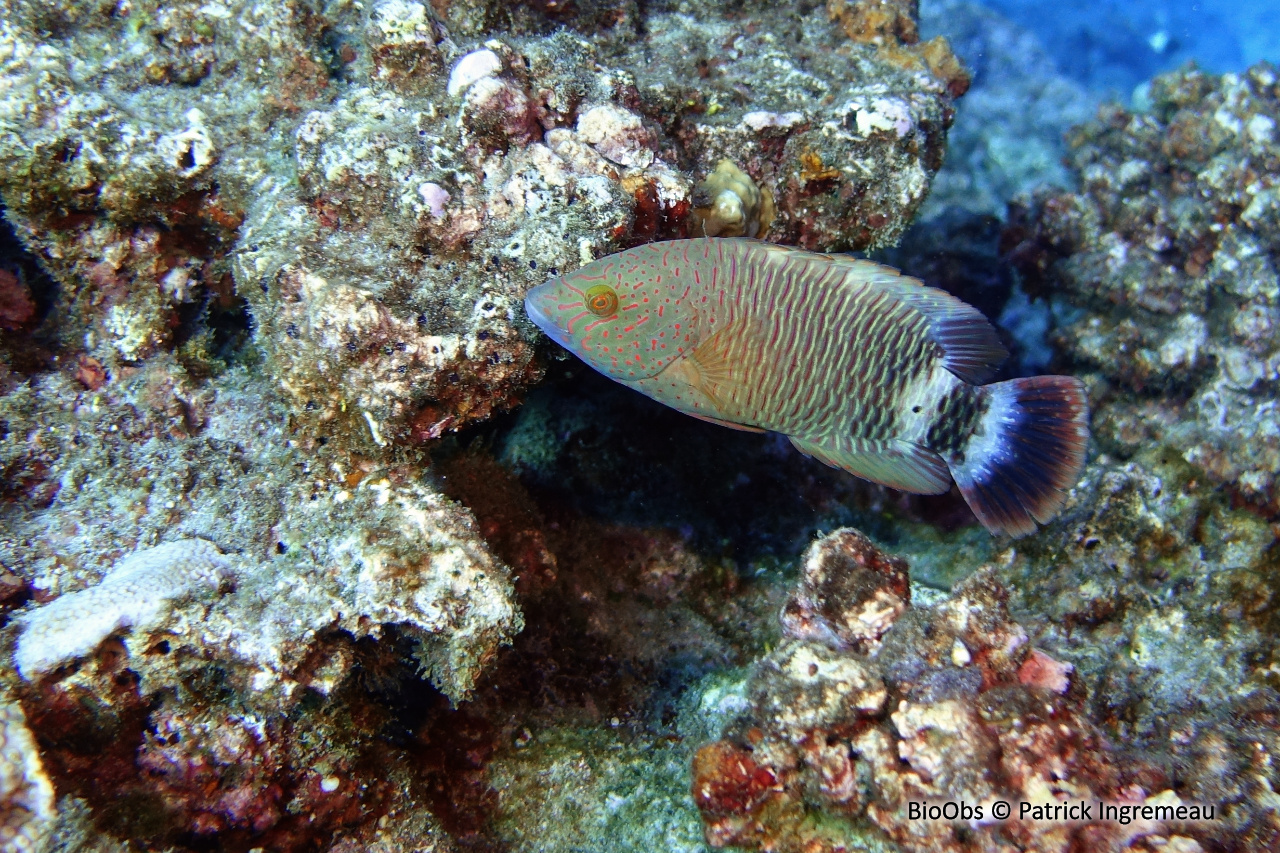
{"left": 523, "top": 287, "right": 571, "bottom": 349}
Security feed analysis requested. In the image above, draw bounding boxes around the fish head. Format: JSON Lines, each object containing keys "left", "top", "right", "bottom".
{"left": 524, "top": 250, "right": 701, "bottom": 382}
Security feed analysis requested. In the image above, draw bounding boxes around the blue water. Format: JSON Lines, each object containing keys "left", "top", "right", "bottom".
{"left": 981, "top": 0, "right": 1279, "bottom": 95}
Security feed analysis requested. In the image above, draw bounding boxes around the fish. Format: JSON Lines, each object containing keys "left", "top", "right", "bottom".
{"left": 523, "top": 238, "right": 1088, "bottom": 537}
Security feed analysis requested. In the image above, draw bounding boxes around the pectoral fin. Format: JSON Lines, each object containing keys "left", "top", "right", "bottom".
{"left": 684, "top": 316, "right": 763, "bottom": 412}
{"left": 789, "top": 435, "right": 951, "bottom": 494}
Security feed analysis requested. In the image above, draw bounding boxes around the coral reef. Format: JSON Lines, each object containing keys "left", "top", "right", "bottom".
{"left": 4, "top": 0, "right": 1277, "bottom": 849}
{"left": 0, "top": 0, "right": 978, "bottom": 845}
{"left": 1005, "top": 62, "right": 1280, "bottom": 509}
{"left": 0, "top": 360, "right": 520, "bottom": 844}
{"left": 0, "top": 362, "right": 521, "bottom": 705}
{"left": 0, "top": 0, "right": 966, "bottom": 451}
{"left": 989, "top": 451, "right": 1280, "bottom": 851}
{"left": 691, "top": 529, "right": 1208, "bottom": 853}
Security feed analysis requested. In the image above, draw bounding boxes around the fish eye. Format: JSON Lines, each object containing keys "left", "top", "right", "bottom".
{"left": 585, "top": 285, "right": 619, "bottom": 316}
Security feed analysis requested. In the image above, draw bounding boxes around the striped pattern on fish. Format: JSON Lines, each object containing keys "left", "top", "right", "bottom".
{"left": 524, "top": 238, "right": 1088, "bottom": 537}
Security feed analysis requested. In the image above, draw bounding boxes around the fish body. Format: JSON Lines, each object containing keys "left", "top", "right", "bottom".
{"left": 524, "top": 238, "right": 1088, "bottom": 537}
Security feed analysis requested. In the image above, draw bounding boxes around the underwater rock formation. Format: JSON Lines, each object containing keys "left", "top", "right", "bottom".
{"left": 1005, "top": 62, "right": 1280, "bottom": 507}
{"left": 9, "top": 3, "right": 1275, "bottom": 853}
{"left": 964, "top": 62, "right": 1280, "bottom": 853}
{"left": 0, "top": 0, "right": 975, "bottom": 846}
{"left": 0, "top": 0, "right": 966, "bottom": 451}
{"left": 0, "top": 361, "right": 521, "bottom": 706}
{"left": 692, "top": 529, "right": 1219, "bottom": 853}
{"left": 0, "top": 361, "right": 521, "bottom": 846}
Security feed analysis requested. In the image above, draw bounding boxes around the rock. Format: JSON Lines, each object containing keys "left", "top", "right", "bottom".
{"left": 0, "top": 0, "right": 965, "bottom": 450}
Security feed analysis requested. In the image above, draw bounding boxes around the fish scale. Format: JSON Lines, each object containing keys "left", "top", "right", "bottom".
{"left": 525, "top": 238, "right": 1090, "bottom": 538}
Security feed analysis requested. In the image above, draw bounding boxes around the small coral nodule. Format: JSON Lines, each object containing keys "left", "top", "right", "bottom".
{"left": 689, "top": 159, "right": 774, "bottom": 239}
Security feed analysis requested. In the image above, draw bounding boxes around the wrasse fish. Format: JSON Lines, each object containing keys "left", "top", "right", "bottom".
{"left": 524, "top": 238, "right": 1088, "bottom": 537}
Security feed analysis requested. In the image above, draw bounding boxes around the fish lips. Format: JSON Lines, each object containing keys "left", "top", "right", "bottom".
{"left": 523, "top": 283, "right": 572, "bottom": 350}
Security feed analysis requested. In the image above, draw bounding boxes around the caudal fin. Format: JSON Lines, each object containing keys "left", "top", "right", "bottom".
{"left": 948, "top": 376, "right": 1089, "bottom": 538}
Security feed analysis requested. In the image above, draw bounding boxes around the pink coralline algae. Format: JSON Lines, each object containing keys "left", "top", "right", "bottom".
{"left": 691, "top": 528, "right": 1202, "bottom": 853}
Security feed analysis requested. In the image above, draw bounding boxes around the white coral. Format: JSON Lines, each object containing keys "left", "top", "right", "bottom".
{"left": 448, "top": 48, "right": 501, "bottom": 98}
{"left": 13, "top": 538, "right": 233, "bottom": 680}
{"left": 576, "top": 104, "right": 655, "bottom": 169}
{"left": 0, "top": 697, "right": 54, "bottom": 852}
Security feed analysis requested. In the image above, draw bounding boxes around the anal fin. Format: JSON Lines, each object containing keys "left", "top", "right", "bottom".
{"left": 789, "top": 435, "right": 951, "bottom": 495}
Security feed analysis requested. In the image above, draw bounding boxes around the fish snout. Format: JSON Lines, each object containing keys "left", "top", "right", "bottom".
{"left": 523, "top": 283, "right": 571, "bottom": 348}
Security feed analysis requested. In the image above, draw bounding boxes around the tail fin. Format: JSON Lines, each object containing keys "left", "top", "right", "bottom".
{"left": 947, "top": 376, "right": 1089, "bottom": 538}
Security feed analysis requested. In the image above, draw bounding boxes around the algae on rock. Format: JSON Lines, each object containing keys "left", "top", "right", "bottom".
{"left": 0, "top": 0, "right": 968, "bottom": 451}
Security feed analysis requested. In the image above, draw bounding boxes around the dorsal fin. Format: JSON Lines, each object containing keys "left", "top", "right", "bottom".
{"left": 868, "top": 275, "right": 1009, "bottom": 384}
{"left": 746, "top": 242, "right": 1008, "bottom": 383}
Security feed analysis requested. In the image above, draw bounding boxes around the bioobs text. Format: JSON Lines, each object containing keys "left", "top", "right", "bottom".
{"left": 908, "top": 801, "right": 985, "bottom": 821}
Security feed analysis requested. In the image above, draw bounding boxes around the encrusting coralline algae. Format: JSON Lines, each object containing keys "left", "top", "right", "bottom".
{"left": 1, "top": 0, "right": 1279, "bottom": 849}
